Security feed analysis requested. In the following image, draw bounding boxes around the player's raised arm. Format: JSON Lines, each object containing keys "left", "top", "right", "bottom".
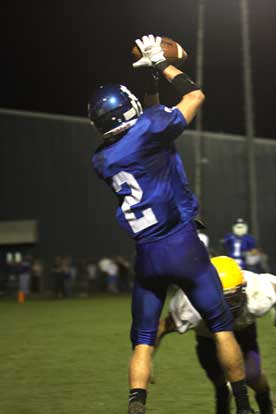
{"left": 133, "top": 34, "right": 205, "bottom": 124}
{"left": 143, "top": 68, "right": 160, "bottom": 108}
{"left": 161, "top": 65, "right": 205, "bottom": 124}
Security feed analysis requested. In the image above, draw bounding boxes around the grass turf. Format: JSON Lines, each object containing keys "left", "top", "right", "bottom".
{"left": 0, "top": 295, "right": 275, "bottom": 414}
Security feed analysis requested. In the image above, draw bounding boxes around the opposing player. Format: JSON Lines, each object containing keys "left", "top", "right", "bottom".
{"left": 156, "top": 256, "right": 276, "bottom": 414}
{"left": 88, "top": 35, "right": 252, "bottom": 414}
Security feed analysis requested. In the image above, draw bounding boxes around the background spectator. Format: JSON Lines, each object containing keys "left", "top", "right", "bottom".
{"left": 18, "top": 254, "right": 33, "bottom": 297}
{"left": 114, "top": 256, "right": 131, "bottom": 292}
{"left": 51, "top": 256, "right": 67, "bottom": 298}
{"left": 245, "top": 248, "right": 270, "bottom": 273}
{"left": 98, "top": 257, "right": 119, "bottom": 294}
{"left": 86, "top": 258, "right": 99, "bottom": 294}
{"left": 31, "top": 257, "right": 44, "bottom": 294}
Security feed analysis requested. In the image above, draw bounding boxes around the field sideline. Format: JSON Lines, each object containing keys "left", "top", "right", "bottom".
{"left": 0, "top": 295, "right": 275, "bottom": 414}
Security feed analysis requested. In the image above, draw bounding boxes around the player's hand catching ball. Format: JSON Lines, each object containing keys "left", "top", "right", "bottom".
{"left": 133, "top": 35, "right": 166, "bottom": 68}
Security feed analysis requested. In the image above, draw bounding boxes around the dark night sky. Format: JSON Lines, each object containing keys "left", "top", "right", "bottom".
{"left": 1, "top": 0, "right": 275, "bottom": 138}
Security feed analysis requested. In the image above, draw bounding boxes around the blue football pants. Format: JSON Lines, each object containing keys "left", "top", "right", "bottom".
{"left": 131, "top": 221, "right": 233, "bottom": 346}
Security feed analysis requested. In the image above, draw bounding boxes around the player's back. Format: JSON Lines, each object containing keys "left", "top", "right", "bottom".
{"left": 92, "top": 105, "right": 198, "bottom": 242}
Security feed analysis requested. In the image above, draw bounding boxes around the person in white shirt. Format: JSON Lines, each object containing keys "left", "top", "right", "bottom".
{"left": 156, "top": 256, "right": 276, "bottom": 414}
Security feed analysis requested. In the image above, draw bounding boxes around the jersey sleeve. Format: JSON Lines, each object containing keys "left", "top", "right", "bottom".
{"left": 169, "top": 289, "right": 202, "bottom": 333}
{"left": 223, "top": 234, "right": 232, "bottom": 245}
{"left": 145, "top": 105, "right": 188, "bottom": 143}
{"left": 244, "top": 271, "right": 276, "bottom": 317}
{"left": 247, "top": 235, "right": 256, "bottom": 249}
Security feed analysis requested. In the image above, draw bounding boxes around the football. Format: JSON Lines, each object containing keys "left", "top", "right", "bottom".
{"left": 132, "top": 36, "right": 188, "bottom": 67}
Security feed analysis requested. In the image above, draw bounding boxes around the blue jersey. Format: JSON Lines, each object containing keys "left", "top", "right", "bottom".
{"left": 92, "top": 105, "right": 199, "bottom": 242}
{"left": 223, "top": 233, "right": 256, "bottom": 268}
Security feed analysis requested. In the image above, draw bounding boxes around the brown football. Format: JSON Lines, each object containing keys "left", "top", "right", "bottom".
{"left": 132, "top": 36, "right": 188, "bottom": 67}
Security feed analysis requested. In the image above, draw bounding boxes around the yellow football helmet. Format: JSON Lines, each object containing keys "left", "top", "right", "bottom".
{"left": 211, "top": 256, "right": 246, "bottom": 315}
{"left": 211, "top": 256, "right": 244, "bottom": 292}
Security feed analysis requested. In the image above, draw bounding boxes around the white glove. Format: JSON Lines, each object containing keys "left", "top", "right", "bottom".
{"left": 133, "top": 35, "right": 166, "bottom": 68}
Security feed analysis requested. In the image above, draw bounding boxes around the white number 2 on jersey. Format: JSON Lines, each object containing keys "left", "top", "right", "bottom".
{"left": 112, "top": 171, "right": 158, "bottom": 234}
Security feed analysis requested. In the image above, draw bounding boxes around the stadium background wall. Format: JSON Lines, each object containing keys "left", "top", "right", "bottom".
{"left": 0, "top": 109, "right": 276, "bottom": 271}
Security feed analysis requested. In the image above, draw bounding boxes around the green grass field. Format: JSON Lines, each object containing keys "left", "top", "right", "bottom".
{"left": 0, "top": 295, "right": 275, "bottom": 414}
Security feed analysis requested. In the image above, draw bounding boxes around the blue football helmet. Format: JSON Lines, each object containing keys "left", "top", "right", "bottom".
{"left": 88, "top": 84, "right": 143, "bottom": 138}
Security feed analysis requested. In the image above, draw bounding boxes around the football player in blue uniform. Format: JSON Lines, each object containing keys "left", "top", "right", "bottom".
{"left": 88, "top": 35, "right": 252, "bottom": 414}
{"left": 223, "top": 219, "right": 256, "bottom": 269}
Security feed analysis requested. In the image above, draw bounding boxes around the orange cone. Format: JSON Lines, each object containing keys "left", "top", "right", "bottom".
{"left": 18, "top": 291, "right": 25, "bottom": 303}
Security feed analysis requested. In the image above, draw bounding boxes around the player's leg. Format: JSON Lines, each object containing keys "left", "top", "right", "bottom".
{"left": 213, "top": 331, "right": 245, "bottom": 381}
{"left": 129, "top": 344, "right": 154, "bottom": 389}
{"left": 195, "top": 335, "right": 231, "bottom": 414}
{"left": 143, "top": 313, "right": 177, "bottom": 384}
{"left": 155, "top": 313, "right": 176, "bottom": 349}
{"left": 128, "top": 277, "right": 167, "bottom": 414}
{"left": 189, "top": 274, "right": 250, "bottom": 413}
{"left": 212, "top": 331, "right": 251, "bottom": 414}
{"left": 173, "top": 222, "right": 251, "bottom": 414}
{"left": 236, "top": 324, "right": 275, "bottom": 414}
{"left": 252, "top": 372, "right": 275, "bottom": 414}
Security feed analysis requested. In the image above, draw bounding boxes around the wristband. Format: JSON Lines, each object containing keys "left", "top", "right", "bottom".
{"left": 154, "top": 60, "right": 170, "bottom": 72}
{"left": 171, "top": 73, "right": 200, "bottom": 96}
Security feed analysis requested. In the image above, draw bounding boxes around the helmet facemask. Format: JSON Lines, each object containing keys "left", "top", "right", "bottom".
{"left": 224, "top": 285, "right": 247, "bottom": 318}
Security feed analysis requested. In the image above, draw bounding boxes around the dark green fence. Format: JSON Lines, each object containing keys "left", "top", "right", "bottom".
{"left": 1, "top": 109, "right": 276, "bottom": 270}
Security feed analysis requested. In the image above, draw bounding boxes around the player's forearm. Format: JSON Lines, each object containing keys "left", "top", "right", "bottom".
{"left": 143, "top": 68, "right": 160, "bottom": 108}
{"left": 157, "top": 64, "right": 205, "bottom": 123}
{"left": 161, "top": 64, "right": 184, "bottom": 81}
{"left": 159, "top": 64, "right": 203, "bottom": 98}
